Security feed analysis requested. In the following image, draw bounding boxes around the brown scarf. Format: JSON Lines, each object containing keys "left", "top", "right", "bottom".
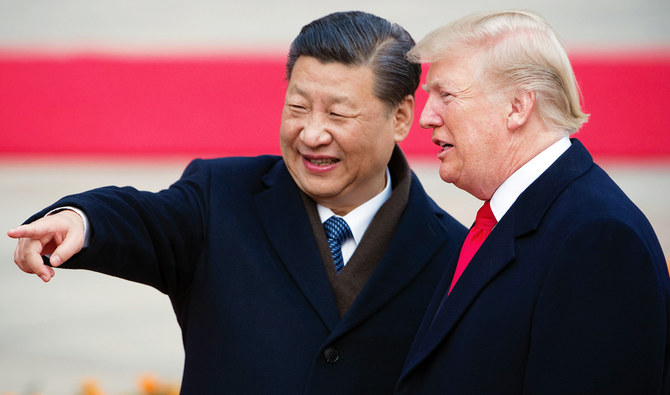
{"left": 300, "top": 146, "right": 412, "bottom": 316}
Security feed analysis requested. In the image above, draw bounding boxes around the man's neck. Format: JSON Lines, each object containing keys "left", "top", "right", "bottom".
{"left": 489, "top": 135, "right": 571, "bottom": 220}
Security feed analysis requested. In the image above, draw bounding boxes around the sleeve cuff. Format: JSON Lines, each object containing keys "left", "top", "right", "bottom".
{"left": 45, "top": 206, "right": 90, "bottom": 248}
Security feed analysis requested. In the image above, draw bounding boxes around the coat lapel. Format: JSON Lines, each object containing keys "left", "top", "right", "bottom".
{"left": 403, "top": 214, "right": 517, "bottom": 373}
{"left": 333, "top": 174, "right": 457, "bottom": 336}
{"left": 401, "top": 138, "right": 595, "bottom": 377}
{"left": 254, "top": 160, "right": 340, "bottom": 330}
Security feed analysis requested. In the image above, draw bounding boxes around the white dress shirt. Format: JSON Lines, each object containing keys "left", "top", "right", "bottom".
{"left": 317, "top": 168, "right": 392, "bottom": 267}
{"left": 490, "top": 136, "right": 571, "bottom": 222}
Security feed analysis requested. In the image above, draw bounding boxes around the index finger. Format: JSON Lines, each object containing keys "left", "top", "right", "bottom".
{"left": 7, "top": 216, "right": 65, "bottom": 240}
{"left": 8, "top": 224, "right": 33, "bottom": 239}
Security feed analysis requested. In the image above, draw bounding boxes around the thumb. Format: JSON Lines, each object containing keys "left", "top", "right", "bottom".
{"left": 49, "top": 230, "right": 86, "bottom": 267}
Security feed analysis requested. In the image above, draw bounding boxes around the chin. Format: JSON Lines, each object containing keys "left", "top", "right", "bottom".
{"left": 438, "top": 169, "right": 456, "bottom": 185}
{"left": 303, "top": 181, "right": 340, "bottom": 200}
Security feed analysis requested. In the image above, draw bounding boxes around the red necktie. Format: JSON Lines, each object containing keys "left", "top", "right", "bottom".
{"left": 448, "top": 201, "right": 497, "bottom": 294}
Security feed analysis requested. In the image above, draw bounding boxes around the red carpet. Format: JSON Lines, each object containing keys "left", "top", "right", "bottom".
{"left": 1, "top": 51, "right": 669, "bottom": 161}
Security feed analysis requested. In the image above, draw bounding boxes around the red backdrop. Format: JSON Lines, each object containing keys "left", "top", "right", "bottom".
{"left": 1, "top": 51, "right": 669, "bottom": 161}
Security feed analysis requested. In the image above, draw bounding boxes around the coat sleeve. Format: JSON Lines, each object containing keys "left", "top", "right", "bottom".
{"left": 30, "top": 159, "right": 212, "bottom": 296}
{"left": 524, "top": 217, "right": 669, "bottom": 394}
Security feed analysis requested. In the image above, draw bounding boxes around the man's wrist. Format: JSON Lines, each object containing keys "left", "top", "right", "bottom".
{"left": 46, "top": 206, "right": 90, "bottom": 248}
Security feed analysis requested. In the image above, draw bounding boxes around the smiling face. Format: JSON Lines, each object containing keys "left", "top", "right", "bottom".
{"left": 280, "top": 56, "right": 412, "bottom": 215}
{"left": 420, "top": 56, "right": 516, "bottom": 200}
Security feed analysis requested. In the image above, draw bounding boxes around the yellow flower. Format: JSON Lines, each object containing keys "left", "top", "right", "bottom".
{"left": 80, "top": 379, "right": 106, "bottom": 395}
{"left": 138, "top": 374, "right": 161, "bottom": 394}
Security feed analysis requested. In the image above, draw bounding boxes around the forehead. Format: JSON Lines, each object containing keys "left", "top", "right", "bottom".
{"left": 287, "top": 56, "right": 376, "bottom": 99}
{"left": 424, "top": 57, "right": 475, "bottom": 91}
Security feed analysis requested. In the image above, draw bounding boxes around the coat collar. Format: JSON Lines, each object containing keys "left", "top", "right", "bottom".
{"left": 400, "top": 138, "right": 595, "bottom": 378}
{"left": 255, "top": 160, "right": 341, "bottom": 330}
{"left": 334, "top": 168, "right": 457, "bottom": 338}
{"left": 254, "top": 147, "right": 455, "bottom": 336}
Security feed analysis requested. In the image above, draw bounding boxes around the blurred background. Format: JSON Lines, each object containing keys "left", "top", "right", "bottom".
{"left": 1, "top": 0, "right": 669, "bottom": 393}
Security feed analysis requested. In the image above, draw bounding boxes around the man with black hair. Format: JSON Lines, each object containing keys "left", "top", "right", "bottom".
{"left": 8, "top": 11, "right": 466, "bottom": 394}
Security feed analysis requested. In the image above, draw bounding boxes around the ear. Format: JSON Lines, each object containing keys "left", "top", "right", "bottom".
{"left": 507, "top": 90, "right": 535, "bottom": 131}
{"left": 392, "top": 95, "right": 415, "bottom": 142}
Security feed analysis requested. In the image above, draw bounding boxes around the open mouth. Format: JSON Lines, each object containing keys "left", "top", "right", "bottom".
{"left": 306, "top": 157, "right": 340, "bottom": 166}
{"left": 439, "top": 142, "right": 454, "bottom": 151}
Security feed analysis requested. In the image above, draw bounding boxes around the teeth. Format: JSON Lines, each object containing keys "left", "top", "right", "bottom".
{"left": 309, "top": 158, "right": 339, "bottom": 166}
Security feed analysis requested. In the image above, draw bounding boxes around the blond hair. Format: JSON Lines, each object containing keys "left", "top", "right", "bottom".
{"left": 409, "top": 10, "right": 589, "bottom": 133}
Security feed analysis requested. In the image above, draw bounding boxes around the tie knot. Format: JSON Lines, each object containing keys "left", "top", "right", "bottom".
{"left": 323, "top": 216, "right": 352, "bottom": 244}
{"left": 474, "top": 201, "right": 497, "bottom": 230}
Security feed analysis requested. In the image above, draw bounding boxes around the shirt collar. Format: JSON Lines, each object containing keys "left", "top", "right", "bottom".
{"left": 490, "top": 136, "right": 571, "bottom": 221}
{"left": 317, "top": 167, "right": 392, "bottom": 245}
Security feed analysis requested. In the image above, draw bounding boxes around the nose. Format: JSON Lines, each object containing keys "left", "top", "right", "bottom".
{"left": 300, "top": 115, "right": 332, "bottom": 147}
{"left": 419, "top": 97, "right": 443, "bottom": 130}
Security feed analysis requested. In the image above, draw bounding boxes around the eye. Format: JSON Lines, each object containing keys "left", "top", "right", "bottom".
{"left": 328, "top": 108, "right": 354, "bottom": 119}
{"left": 288, "top": 104, "right": 308, "bottom": 113}
{"left": 440, "top": 91, "right": 453, "bottom": 100}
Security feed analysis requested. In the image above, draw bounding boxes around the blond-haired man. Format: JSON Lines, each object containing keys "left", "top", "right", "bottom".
{"left": 396, "top": 10, "right": 669, "bottom": 394}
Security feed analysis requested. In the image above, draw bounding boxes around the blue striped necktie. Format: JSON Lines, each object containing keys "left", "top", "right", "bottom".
{"left": 323, "top": 216, "right": 352, "bottom": 274}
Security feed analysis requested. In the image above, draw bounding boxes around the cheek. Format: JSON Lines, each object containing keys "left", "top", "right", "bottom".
{"left": 280, "top": 119, "right": 300, "bottom": 144}
{"left": 278, "top": 131, "right": 291, "bottom": 155}
{"left": 356, "top": 132, "right": 393, "bottom": 164}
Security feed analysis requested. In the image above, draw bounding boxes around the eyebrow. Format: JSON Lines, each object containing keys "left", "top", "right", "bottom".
{"left": 289, "top": 84, "right": 354, "bottom": 106}
{"left": 422, "top": 78, "right": 451, "bottom": 92}
{"left": 423, "top": 78, "right": 474, "bottom": 97}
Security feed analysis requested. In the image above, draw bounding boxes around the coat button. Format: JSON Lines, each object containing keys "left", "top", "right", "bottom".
{"left": 323, "top": 347, "right": 340, "bottom": 364}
